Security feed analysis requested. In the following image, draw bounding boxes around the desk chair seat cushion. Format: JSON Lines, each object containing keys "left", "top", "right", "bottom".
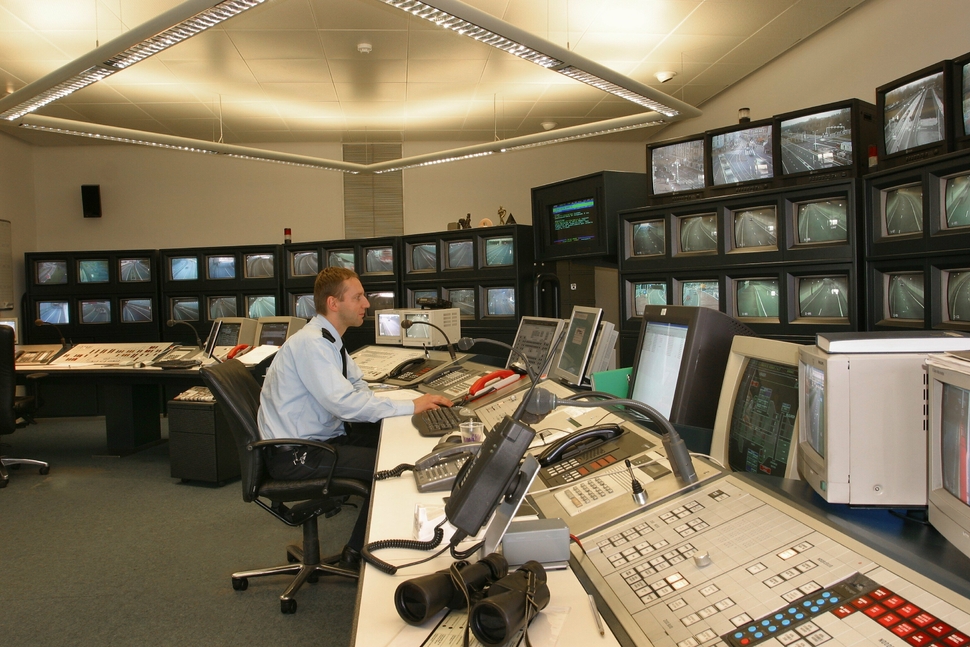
{"left": 259, "top": 475, "right": 369, "bottom": 503}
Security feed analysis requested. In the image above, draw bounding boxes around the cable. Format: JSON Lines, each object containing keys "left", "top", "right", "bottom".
{"left": 361, "top": 520, "right": 447, "bottom": 575}
{"left": 689, "top": 452, "right": 725, "bottom": 470}
{"left": 375, "top": 463, "right": 414, "bottom": 480}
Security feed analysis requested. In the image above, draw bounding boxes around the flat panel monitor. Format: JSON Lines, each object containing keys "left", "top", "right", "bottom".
{"left": 793, "top": 198, "right": 848, "bottom": 245}
{"left": 246, "top": 295, "right": 276, "bottom": 318}
{"left": 255, "top": 316, "right": 306, "bottom": 346}
{"left": 445, "top": 288, "right": 475, "bottom": 318}
{"left": 730, "top": 206, "right": 777, "bottom": 251}
{"left": 410, "top": 243, "right": 437, "bottom": 272}
{"left": 483, "top": 236, "right": 513, "bottom": 267}
{"left": 944, "top": 172, "right": 970, "bottom": 230}
{"left": 795, "top": 275, "right": 850, "bottom": 323}
{"left": 401, "top": 308, "right": 461, "bottom": 349}
{"left": 170, "top": 297, "right": 199, "bottom": 321}
{"left": 35, "top": 260, "right": 67, "bottom": 285}
{"left": 119, "top": 258, "right": 151, "bottom": 282}
{"left": 549, "top": 306, "right": 603, "bottom": 387}
{"left": 244, "top": 253, "right": 275, "bottom": 279}
{"left": 709, "top": 121, "right": 774, "bottom": 187}
{"left": 207, "top": 255, "right": 235, "bottom": 279}
{"left": 680, "top": 279, "right": 719, "bottom": 310}
{"left": 734, "top": 278, "right": 780, "bottom": 320}
{"left": 630, "top": 219, "right": 665, "bottom": 258}
{"left": 328, "top": 249, "right": 355, "bottom": 270}
{"left": 629, "top": 305, "right": 753, "bottom": 429}
{"left": 798, "top": 343, "right": 950, "bottom": 506}
{"left": 79, "top": 300, "right": 111, "bottom": 324}
{"left": 364, "top": 246, "right": 394, "bottom": 274}
{"left": 882, "top": 184, "right": 923, "bottom": 236}
{"left": 78, "top": 259, "right": 109, "bottom": 283}
{"left": 711, "top": 336, "right": 803, "bottom": 479}
{"left": 38, "top": 300, "right": 69, "bottom": 324}
{"left": 885, "top": 271, "right": 925, "bottom": 322}
{"left": 375, "top": 310, "right": 402, "bottom": 345}
{"left": 509, "top": 316, "right": 566, "bottom": 374}
{"left": 207, "top": 296, "right": 237, "bottom": 319}
{"left": 121, "top": 298, "right": 153, "bottom": 323}
{"left": 927, "top": 362, "right": 970, "bottom": 558}
{"left": 649, "top": 137, "right": 706, "bottom": 195}
{"left": 290, "top": 251, "right": 319, "bottom": 277}
{"left": 877, "top": 60, "right": 953, "bottom": 168}
{"left": 484, "top": 287, "right": 515, "bottom": 317}
{"left": 170, "top": 256, "right": 198, "bottom": 281}
{"left": 780, "top": 106, "right": 854, "bottom": 175}
{"left": 633, "top": 281, "right": 667, "bottom": 317}
{"left": 676, "top": 213, "right": 717, "bottom": 254}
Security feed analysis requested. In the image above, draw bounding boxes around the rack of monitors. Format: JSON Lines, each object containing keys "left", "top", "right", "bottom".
{"left": 868, "top": 255, "right": 970, "bottom": 333}
{"left": 159, "top": 245, "right": 282, "bottom": 340}
{"left": 25, "top": 250, "right": 160, "bottom": 343}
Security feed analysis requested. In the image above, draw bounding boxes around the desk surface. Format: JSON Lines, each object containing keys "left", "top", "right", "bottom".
{"left": 352, "top": 405, "right": 619, "bottom": 647}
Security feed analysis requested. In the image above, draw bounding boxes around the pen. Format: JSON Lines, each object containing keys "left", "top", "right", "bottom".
{"left": 588, "top": 593, "right": 605, "bottom": 637}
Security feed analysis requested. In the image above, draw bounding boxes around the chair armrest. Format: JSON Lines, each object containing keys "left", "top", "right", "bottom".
{"left": 248, "top": 438, "right": 340, "bottom": 496}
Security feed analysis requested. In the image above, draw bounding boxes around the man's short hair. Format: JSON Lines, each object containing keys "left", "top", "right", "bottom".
{"left": 314, "top": 267, "right": 359, "bottom": 314}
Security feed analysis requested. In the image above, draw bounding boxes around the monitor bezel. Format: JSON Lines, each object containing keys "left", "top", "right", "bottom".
{"left": 876, "top": 59, "right": 954, "bottom": 170}
{"left": 951, "top": 51, "right": 970, "bottom": 151}
{"left": 705, "top": 118, "right": 777, "bottom": 195}
{"left": 549, "top": 305, "right": 603, "bottom": 386}
{"left": 646, "top": 134, "right": 708, "bottom": 199}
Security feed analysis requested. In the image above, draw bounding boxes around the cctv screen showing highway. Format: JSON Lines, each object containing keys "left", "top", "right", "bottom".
{"left": 883, "top": 70, "right": 946, "bottom": 155}
{"left": 780, "top": 107, "right": 853, "bottom": 174}
{"left": 711, "top": 125, "right": 773, "bottom": 186}
{"left": 651, "top": 139, "right": 705, "bottom": 194}
{"left": 631, "top": 220, "right": 664, "bottom": 257}
{"left": 946, "top": 174, "right": 970, "bottom": 229}
{"left": 798, "top": 276, "right": 849, "bottom": 319}
{"left": 963, "top": 63, "right": 970, "bottom": 136}
{"left": 887, "top": 272, "right": 924, "bottom": 321}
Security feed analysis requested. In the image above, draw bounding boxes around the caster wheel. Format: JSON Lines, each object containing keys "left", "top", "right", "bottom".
{"left": 281, "top": 598, "right": 297, "bottom": 614}
{"left": 231, "top": 577, "right": 249, "bottom": 591}
{"left": 39, "top": 466, "right": 50, "bottom": 475}
{"left": 286, "top": 553, "right": 298, "bottom": 564}
{"left": 0, "top": 479, "right": 7, "bottom": 489}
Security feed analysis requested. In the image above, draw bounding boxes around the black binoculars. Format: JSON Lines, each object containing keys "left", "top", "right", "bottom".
{"left": 394, "top": 552, "right": 509, "bottom": 625}
{"left": 468, "top": 561, "right": 550, "bottom": 646}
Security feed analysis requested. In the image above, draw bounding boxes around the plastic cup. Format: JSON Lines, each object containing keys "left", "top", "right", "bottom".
{"left": 459, "top": 420, "right": 485, "bottom": 443}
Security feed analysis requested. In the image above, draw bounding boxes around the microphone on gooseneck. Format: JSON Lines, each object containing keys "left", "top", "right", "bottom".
{"left": 400, "top": 319, "right": 457, "bottom": 360}
{"left": 34, "top": 318, "right": 70, "bottom": 349}
{"left": 167, "top": 319, "right": 203, "bottom": 350}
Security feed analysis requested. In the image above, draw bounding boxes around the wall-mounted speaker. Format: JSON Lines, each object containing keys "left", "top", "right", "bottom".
{"left": 81, "top": 184, "right": 101, "bottom": 218}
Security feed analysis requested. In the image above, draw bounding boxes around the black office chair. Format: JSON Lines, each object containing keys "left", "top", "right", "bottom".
{"left": 0, "top": 326, "right": 49, "bottom": 488}
{"left": 200, "top": 359, "right": 368, "bottom": 614}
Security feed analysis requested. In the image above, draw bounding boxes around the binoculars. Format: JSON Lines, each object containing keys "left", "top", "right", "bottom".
{"left": 394, "top": 554, "right": 549, "bottom": 646}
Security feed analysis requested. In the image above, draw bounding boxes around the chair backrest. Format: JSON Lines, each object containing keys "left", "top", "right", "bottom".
{"left": 0, "top": 326, "right": 18, "bottom": 436}
{"left": 200, "top": 359, "right": 264, "bottom": 502}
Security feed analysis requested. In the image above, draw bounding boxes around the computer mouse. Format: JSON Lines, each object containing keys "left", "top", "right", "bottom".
{"left": 459, "top": 407, "right": 475, "bottom": 417}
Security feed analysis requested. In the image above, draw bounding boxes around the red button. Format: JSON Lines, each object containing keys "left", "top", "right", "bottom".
{"left": 603, "top": 454, "right": 617, "bottom": 464}
{"left": 892, "top": 622, "right": 917, "bottom": 637}
{"left": 870, "top": 587, "right": 893, "bottom": 600}
{"left": 929, "top": 622, "right": 954, "bottom": 638}
{"left": 577, "top": 467, "right": 589, "bottom": 475}
{"left": 852, "top": 595, "right": 873, "bottom": 608}
{"left": 883, "top": 595, "right": 906, "bottom": 609}
{"left": 740, "top": 639, "right": 749, "bottom": 646}
{"left": 832, "top": 605, "right": 856, "bottom": 618}
{"left": 864, "top": 604, "right": 888, "bottom": 618}
{"left": 878, "top": 613, "right": 902, "bottom": 627}
{"left": 897, "top": 603, "right": 922, "bottom": 618}
{"left": 906, "top": 632, "right": 934, "bottom": 646}
{"left": 912, "top": 612, "right": 937, "bottom": 628}
{"left": 943, "top": 632, "right": 970, "bottom": 646}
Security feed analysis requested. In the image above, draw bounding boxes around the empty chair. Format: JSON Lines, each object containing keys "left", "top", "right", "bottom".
{"left": 0, "top": 325, "right": 49, "bottom": 488}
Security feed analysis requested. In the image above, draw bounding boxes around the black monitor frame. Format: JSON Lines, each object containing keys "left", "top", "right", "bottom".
{"left": 786, "top": 262, "right": 859, "bottom": 331}
{"left": 705, "top": 118, "right": 777, "bottom": 197}
{"left": 951, "top": 51, "right": 970, "bottom": 151}
{"left": 621, "top": 274, "right": 672, "bottom": 332}
{"left": 926, "top": 150, "right": 970, "bottom": 254}
{"left": 930, "top": 255, "right": 970, "bottom": 332}
{"left": 866, "top": 164, "right": 928, "bottom": 259}
{"left": 868, "top": 258, "right": 930, "bottom": 330}
{"left": 646, "top": 134, "right": 708, "bottom": 203}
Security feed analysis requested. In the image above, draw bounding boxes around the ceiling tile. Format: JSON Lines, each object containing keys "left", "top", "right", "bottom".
{"left": 223, "top": 0, "right": 317, "bottom": 30}
{"left": 406, "top": 59, "right": 487, "bottom": 84}
{"left": 406, "top": 29, "right": 491, "bottom": 60}
{"left": 327, "top": 59, "right": 406, "bottom": 83}
{"left": 138, "top": 101, "right": 216, "bottom": 120}
{"left": 260, "top": 82, "right": 339, "bottom": 102}
{"left": 67, "top": 102, "right": 155, "bottom": 122}
{"left": 274, "top": 101, "right": 342, "bottom": 119}
{"left": 678, "top": 0, "right": 795, "bottom": 37}
{"left": 155, "top": 29, "right": 241, "bottom": 63}
{"left": 319, "top": 30, "right": 408, "bottom": 60}
{"left": 246, "top": 58, "right": 332, "bottom": 83}
{"left": 0, "top": 0, "right": 97, "bottom": 30}
{"left": 334, "top": 82, "right": 406, "bottom": 102}
{"left": 110, "top": 83, "right": 205, "bottom": 104}
{"left": 306, "top": 0, "right": 409, "bottom": 30}
{"left": 227, "top": 30, "right": 325, "bottom": 60}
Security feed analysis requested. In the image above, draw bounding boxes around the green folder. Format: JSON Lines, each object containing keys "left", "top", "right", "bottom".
{"left": 590, "top": 367, "right": 632, "bottom": 399}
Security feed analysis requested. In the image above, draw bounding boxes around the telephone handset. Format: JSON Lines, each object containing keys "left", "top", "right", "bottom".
{"left": 388, "top": 356, "right": 426, "bottom": 379}
{"left": 467, "top": 369, "right": 523, "bottom": 398}
{"left": 226, "top": 344, "right": 250, "bottom": 360}
{"left": 535, "top": 423, "right": 624, "bottom": 468}
{"left": 412, "top": 435, "right": 483, "bottom": 493}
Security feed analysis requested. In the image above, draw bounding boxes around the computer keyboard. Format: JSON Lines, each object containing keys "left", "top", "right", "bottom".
{"left": 411, "top": 406, "right": 478, "bottom": 437}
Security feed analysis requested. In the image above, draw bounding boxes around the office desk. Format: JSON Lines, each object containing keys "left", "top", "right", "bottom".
{"left": 352, "top": 408, "right": 619, "bottom": 647}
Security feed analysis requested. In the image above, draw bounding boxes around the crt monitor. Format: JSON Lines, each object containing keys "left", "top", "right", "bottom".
{"left": 876, "top": 60, "right": 953, "bottom": 169}
{"left": 375, "top": 310, "right": 402, "bottom": 345}
{"left": 708, "top": 120, "right": 774, "bottom": 187}
{"left": 629, "top": 305, "right": 754, "bottom": 430}
{"left": 927, "top": 360, "right": 970, "bottom": 558}
{"left": 400, "top": 308, "right": 461, "bottom": 349}
{"left": 549, "top": 306, "right": 603, "bottom": 386}
{"left": 711, "top": 336, "right": 803, "bottom": 479}
{"left": 648, "top": 136, "right": 706, "bottom": 196}
{"left": 797, "top": 343, "right": 947, "bottom": 507}
{"left": 508, "top": 316, "right": 566, "bottom": 374}
{"left": 255, "top": 316, "right": 306, "bottom": 346}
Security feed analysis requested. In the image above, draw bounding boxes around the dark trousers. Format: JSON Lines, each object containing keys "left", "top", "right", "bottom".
{"left": 265, "top": 423, "right": 381, "bottom": 552}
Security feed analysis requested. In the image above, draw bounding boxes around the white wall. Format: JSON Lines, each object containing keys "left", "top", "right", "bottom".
{"left": 0, "top": 131, "right": 37, "bottom": 315}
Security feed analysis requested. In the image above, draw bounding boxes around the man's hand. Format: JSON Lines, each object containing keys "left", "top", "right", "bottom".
{"left": 413, "top": 393, "right": 453, "bottom": 414}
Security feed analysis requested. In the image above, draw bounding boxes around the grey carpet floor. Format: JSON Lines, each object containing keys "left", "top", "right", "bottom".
{"left": 0, "top": 417, "right": 361, "bottom": 647}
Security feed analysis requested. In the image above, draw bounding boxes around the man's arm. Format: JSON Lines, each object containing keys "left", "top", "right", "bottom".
{"left": 413, "top": 393, "right": 453, "bottom": 414}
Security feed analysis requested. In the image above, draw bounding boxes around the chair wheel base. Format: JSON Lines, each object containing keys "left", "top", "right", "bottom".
{"left": 281, "top": 598, "right": 297, "bottom": 614}
{"left": 232, "top": 577, "right": 249, "bottom": 591}
{"left": 39, "top": 466, "right": 50, "bottom": 475}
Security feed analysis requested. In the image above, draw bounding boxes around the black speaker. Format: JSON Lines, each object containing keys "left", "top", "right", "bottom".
{"left": 81, "top": 184, "right": 101, "bottom": 218}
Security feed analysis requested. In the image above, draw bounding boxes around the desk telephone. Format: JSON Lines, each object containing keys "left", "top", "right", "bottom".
{"left": 413, "top": 435, "right": 482, "bottom": 493}
{"left": 534, "top": 423, "right": 623, "bottom": 467}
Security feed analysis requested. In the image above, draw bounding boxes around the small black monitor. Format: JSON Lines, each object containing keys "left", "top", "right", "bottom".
{"left": 328, "top": 249, "right": 355, "bottom": 270}
{"left": 445, "top": 288, "right": 475, "bottom": 318}
{"left": 877, "top": 60, "right": 953, "bottom": 169}
{"left": 290, "top": 251, "right": 319, "bottom": 277}
{"left": 483, "top": 236, "right": 513, "bottom": 267}
{"left": 364, "top": 246, "right": 394, "bottom": 274}
{"left": 629, "top": 219, "right": 665, "bottom": 258}
{"left": 944, "top": 172, "right": 970, "bottom": 230}
{"left": 886, "top": 271, "right": 925, "bottom": 322}
{"left": 170, "top": 256, "right": 198, "bottom": 281}
{"left": 944, "top": 269, "right": 970, "bottom": 325}
{"left": 648, "top": 136, "right": 706, "bottom": 196}
{"left": 207, "top": 255, "right": 235, "bottom": 279}
{"left": 208, "top": 296, "right": 237, "bottom": 319}
{"left": 119, "top": 258, "right": 151, "bottom": 282}
{"left": 792, "top": 198, "right": 848, "bottom": 245}
{"left": 735, "top": 278, "right": 780, "bottom": 320}
{"left": 629, "top": 305, "right": 753, "bottom": 429}
{"left": 446, "top": 240, "right": 473, "bottom": 269}
{"left": 366, "top": 291, "right": 395, "bottom": 317}
{"left": 484, "top": 287, "right": 515, "bottom": 317}
{"left": 79, "top": 299, "right": 111, "bottom": 324}
{"left": 882, "top": 183, "right": 923, "bottom": 237}
{"left": 121, "top": 298, "right": 153, "bottom": 323}
{"left": 246, "top": 295, "right": 276, "bottom": 318}
{"left": 795, "top": 275, "right": 850, "bottom": 322}
{"left": 952, "top": 52, "right": 970, "bottom": 150}
{"left": 38, "top": 300, "right": 69, "bottom": 324}
{"left": 680, "top": 279, "right": 719, "bottom": 309}
{"left": 35, "top": 261, "right": 67, "bottom": 285}
{"left": 632, "top": 281, "right": 667, "bottom": 317}
{"left": 410, "top": 243, "right": 437, "bottom": 272}
{"left": 78, "top": 259, "right": 109, "bottom": 283}
{"left": 293, "top": 294, "right": 314, "bottom": 319}
{"left": 730, "top": 206, "right": 777, "bottom": 252}
{"left": 170, "top": 297, "right": 199, "bottom": 321}
{"left": 675, "top": 213, "right": 717, "bottom": 254}
{"left": 708, "top": 120, "right": 775, "bottom": 188}
{"left": 244, "top": 253, "right": 275, "bottom": 279}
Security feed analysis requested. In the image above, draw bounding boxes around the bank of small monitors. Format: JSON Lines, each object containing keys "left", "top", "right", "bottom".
{"left": 403, "top": 283, "right": 519, "bottom": 320}
{"left": 401, "top": 225, "right": 530, "bottom": 279}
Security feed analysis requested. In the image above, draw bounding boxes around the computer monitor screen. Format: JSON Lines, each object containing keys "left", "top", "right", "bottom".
{"left": 631, "top": 220, "right": 665, "bottom": 257}
{"left": 780, "top": 107, "right": 853, "bottom": 174}
{"left": 941, "top": 383, "right": 970, "bottom": 506}
{"left": 247, "top": 295, "right": 275, "bottom": 318}
{"left": 208, "top": 296, "right": 237, "bottom": 319}
{"left": 328, "top": 250, "right": 355, "bottom": 270}
{"left": 735, "top": 279, "right": 780, "bottom": 319}
{"left": 207, "top": 256, "right": 235, "bottom": 279}
{"left": 119, "top": 258, "right": 151, "bottom": 282}
{"left": 78, "top": 259, "right": 109, "bottom": 283}
{"left": 946, "top": 270, "right": 970, "bottom": 322}
{"left": 293, "top": 294, "right": 314, "bottom": 319}
{"left": 484, "top": 236, "right": 513, "bottom": 267}
{"left": 509, "top": 316, "right": 565, "bottom": 373}
{"left": 886, "top": 272, "right": 924, "bottom": 321}
{"left": 245, "top": 253, "right": 274, "bottom": 279}
{"left": 364, "top": 246, "right": 394, "bottom": 274}
{"left": 928, "top": 362, "right": 970, "bottom": 559}
{"left": 410, "top": 244, "right": 436, "bottom": 272}
{"left": 366, "top": 291, "right": 394, "bottom": 317}
{"left": 79, "top": 300, "right": 111, "bottom": 324}
{"left": 710, "top": 124, "right": 773, "bottom": 186}
{"left": 36, "top": 261, "right": 67, "bottom": 285}
{"left": 681, "top": 280, "right": 719, "bottom": 309}
{"left": 446, "top": 288, "right": 475, "bottom": 317}
{"left": 794, "top": 199, "right": 847, "bottom": 245}
{"left": 170, "top": 297, "right": 199, "bottom": 321}
{"left": 258, "top": 322, "right": 289, "bottom": 346}
{"left": 629, "top": 305, "right": 753, "bottom": 429}
{"left": 650, "top": 139, "right": 705, "bottom": 194}
{"left": 882, "top": 69, "right": 946, "bottom": 156}
{"left": 550, "top": 306, "right": 602, "bottom": 386}
{"left": 485, "top": 287, "right": 515, "bottom": 317}
{"left": 633, "top": 282, "right": 667, "bottom": 317}
{"left": 170, "top": 256, "right": 198, "bottom": 281}
{"left": 678, "top": 213, "right": 717, "bottom": 253}
{"left": 550, "top": 198, "right": 597, "bottom": 246}
{"left": 731, "top": 206, "right": 777, "bottom": 250}
{"left": 38, "top": 300, "right": 69, "bottom": 324}
{"left": 797, "top": 276, "right": 849, "bottom": 320}
{"left": 375, "top": 310, "right": 402, "bottom": 344}
{"left": 291, "top": 251, "right": 319, "bottom": 277}
{"left": 884, "top": 184, "right": 923, "bottom": 236}
{"left": 214, "top": 322, "right": 240, "bottom": 346}
{"left": 945, "top": 173, "right": 970, "bottom": 229}
{"left": 121, "top": 298, "right": 153, "bottom": 323}
{"left": 446, "top": 240, "right": 473, "bottom": 269}
{"left": 803, "top": 362, "right": 826, "bottom": 459}
{"left": 712, "top": 336, "right": 802, "bottom": 479}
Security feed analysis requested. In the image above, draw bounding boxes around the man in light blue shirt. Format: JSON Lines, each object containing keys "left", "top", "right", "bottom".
{"left": 258, "top": 267, "right": 451, "bottom": 568}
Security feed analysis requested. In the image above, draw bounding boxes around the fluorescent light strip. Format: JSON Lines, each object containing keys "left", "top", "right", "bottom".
{"left": 374, "top": 151, "right": 493, "bottom": 174}
{"left": 225, "top": 153, "right": 358, "bottom": 174}
{"left": 19, "top": 122, "right": 219, "bottom": 154}
{"left": 0, "top": 67, "right": 115, "bottom": 121}
{"left": 557, "top": 66, "right": 675, "bottom": 115}
{"left": 499, "top": 121, "right": 664, "bottom": 152}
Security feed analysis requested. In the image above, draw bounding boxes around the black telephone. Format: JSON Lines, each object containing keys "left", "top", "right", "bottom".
{"left": 388, "top": 356, "right": 426, "bottom": 379}
{"left": 412, "top": 434, "right": 482, "bottom": 493}
{"left": 535, "top": 423, "right": 624, "bottom": 468}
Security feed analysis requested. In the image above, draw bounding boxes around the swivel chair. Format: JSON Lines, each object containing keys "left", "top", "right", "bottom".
{"left": 0, "top": 325, "right": 49, "bottom": 488}
{"left": 200, "top": 359, "right": 368, "bottom": 614}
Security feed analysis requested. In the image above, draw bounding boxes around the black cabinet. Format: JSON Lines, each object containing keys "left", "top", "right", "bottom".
{"left": 168, "top": 400, "right": 239, "bottom": 484}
